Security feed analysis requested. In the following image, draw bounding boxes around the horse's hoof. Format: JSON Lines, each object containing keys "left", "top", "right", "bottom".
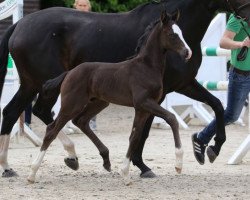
{"left": 140, "top": 170, "right": 157, "bottom": 178}
{"left": 2, "top": 169, "right": 18, "bottom": 177}
{"left": 27, "top": 178, "right": 35, "bottom": 184}
{"left": 175, "top": 167, "right": 182, "bottom": 174}
{"left": 64, "top": 157, "right": 79, "bottom": 170}
{"left": 103, "top": 163, "right": 111, "bottom": 172}
{"left": 124, "top": 179, "right": 132, "bottom": 186}
{"left": 207, "top": 146, "right": 218, "bottom": 163}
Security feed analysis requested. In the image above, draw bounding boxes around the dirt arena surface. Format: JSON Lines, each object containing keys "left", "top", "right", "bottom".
{"left": 0, "top": 104, "right": 249, "bottom": 200}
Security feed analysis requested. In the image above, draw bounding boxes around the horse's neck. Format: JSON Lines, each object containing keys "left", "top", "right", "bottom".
{"left": 138, "top": 26, "right": 166, "bottom": 71}
{"left": 130, "top": 3, "right": 162, "bottom": 28}
{"left": 180, "top": 0, "right": 225, "bottom": 48}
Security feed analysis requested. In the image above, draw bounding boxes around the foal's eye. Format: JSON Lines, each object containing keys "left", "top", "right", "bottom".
{"left": 169, "top": 33, "right": 178, "bottom": 39}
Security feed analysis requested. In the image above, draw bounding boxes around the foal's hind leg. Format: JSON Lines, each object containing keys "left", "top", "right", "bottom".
{"left": 33, "top": 93, "right": 78, "bottom": 170}
{"left": 139, "top": 98, "right": 183, "bottom": 173}
{"left": 72, "top": 100, "right": 111, "bottom": 171}
{"left": 0, "top": 86, "right": 37, "bottom": 177}
{"left": 28, "top": 113, "right": 71, "bottom": 183}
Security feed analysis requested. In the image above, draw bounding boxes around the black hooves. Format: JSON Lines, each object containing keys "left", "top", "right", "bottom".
{"left": 207, "top": 146, "right": 218, "bottom": 163}
{"left": 103, "top": 163, "right": 111, "bottom": 172}
{"left": 2, "top": 169, "right": 18, "bottom": 178}
{"left": 140, "top": 170, "right": 157, "bottom": 178}
{"left": 64, "top": 157, "right": 79, "bottom": 171}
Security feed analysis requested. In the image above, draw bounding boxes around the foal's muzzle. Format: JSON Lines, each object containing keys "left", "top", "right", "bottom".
{"left": 183, "top": 48, "right": 192, "bottom": 61}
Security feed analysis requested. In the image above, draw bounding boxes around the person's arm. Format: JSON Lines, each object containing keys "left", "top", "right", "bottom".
{"left": 219, "top": 30, "right": 250, "bottom": 50}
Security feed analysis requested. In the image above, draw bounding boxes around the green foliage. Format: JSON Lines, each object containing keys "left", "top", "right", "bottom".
{"left": 62, "top": 0, "right": 151, "bottom": 12}
{"left": 40, "top": 0, "right": 66, "bottom": 9}
{"left": 64, "top": 0, "right": 74, "bottom": 8}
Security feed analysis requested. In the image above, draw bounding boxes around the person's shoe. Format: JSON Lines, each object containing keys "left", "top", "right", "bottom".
{"left": 191, "top": 133, "right": 207, "bottom": 165}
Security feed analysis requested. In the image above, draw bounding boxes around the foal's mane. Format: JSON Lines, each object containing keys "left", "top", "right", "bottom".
{"left": 126, "top": 19, "right": 160, "bottom": 60}
{"left": 134, "top": 19, "right": 160, "bottom": 55}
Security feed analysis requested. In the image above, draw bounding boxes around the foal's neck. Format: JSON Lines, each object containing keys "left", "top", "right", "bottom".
{"left": 138, "top": 24, "right": 166, "bottom": 72}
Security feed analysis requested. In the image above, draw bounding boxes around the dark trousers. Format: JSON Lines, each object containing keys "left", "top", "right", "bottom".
{"left": 25, "top": 104, "right": 32, "bottom": 124}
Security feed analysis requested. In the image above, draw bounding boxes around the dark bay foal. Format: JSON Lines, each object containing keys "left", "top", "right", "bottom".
{"left": 28, "top": 11, "right": 191, "bottom": 183}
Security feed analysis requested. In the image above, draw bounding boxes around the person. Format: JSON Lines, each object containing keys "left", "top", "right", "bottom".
{"left": 74, "top": 0, "right": 91, "bottom": 12}
{"left": 73, "top": 0, "right": 97, "bottom": 131}
{"left": 25, "top": 104, "right": 32, "bottom": 127}
{"left": 192, "top": 14, "right": 250, "bottom": 165}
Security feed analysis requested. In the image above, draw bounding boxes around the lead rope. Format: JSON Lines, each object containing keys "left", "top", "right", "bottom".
{"left": 237, "top": 21, "right": 250, "bottom": 61}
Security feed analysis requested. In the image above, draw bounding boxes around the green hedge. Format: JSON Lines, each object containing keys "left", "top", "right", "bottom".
{"left": 41, "top": 0, "right": 151, "bottom": 12}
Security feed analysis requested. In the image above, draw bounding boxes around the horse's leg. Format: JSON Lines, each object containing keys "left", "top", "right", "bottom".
{"left": 32, "top": 93, "right": 56, "bottom": 124}
{"left": 178, "top": 80, "right": 225, "bottom": 161}
{"left": 120, "top": 111, "right": 150, "bottom": 185}
{"left": 131, "top": 95, "right": 166, "bottom": 178}
{"left": 131, "top": 115, "right": 156, "bottom": 178}
{"left": 28, "top": 90, "right": 89, "bottom": 182}
{"left": 0, "top": 86, "right": 37, "bottom": 177}
{"left": 139, "top": 98, "right": 183, "bottom": 173}
{"left": 72, "top": 100, "right": 111, "bottom": 171}
{"left": 33, "top": 93, "right": 79, "bottom": 170}
{"left": 28, "top": 113, "right": 70, "bottom": 183}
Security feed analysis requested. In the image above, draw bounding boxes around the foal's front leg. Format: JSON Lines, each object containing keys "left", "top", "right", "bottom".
{"left": 140, "top": 98, "right": 184, "bottom": 173}
{"left": 120, "top": 111, "right": 150, "bottom": 185}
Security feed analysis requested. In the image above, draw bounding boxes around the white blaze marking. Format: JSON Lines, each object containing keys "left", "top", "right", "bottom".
{"left": 172, "top": 24, "right": 192, "bottom": 59}
{"left": 172, "top": 24, "right": 190, "bottom": 50}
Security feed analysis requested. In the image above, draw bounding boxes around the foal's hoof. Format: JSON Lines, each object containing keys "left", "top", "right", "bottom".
{"left": 207, "top": 146, "right": 218, "bottom": 163}
{"left": 140, "top": 170, "right": 157, "bottom": 178}
{"left": 2, "top": 169, "right": 18, "bottom": 178}
{"left": 175, "top": 167, "right": 182, "bottom": 174}
{"left": 103, "top": 162, "right": 111, "bottom": 172}
{"left": 64, "top": 157, "right": 79, "bottom": 170}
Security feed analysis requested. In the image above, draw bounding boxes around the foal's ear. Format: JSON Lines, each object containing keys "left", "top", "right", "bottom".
{"left": 171, "top": 9, "right": 180, "bottom": 22}
{"left": 160, "top": 10, "right": 171, "bottom": 25}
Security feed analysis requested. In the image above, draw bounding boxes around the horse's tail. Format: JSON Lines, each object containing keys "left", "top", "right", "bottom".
{"left": 0, "top": 23, "right": 18, "bottom": 100}
{"left": 43, "top": 72, "right": 68, "bottom": 99}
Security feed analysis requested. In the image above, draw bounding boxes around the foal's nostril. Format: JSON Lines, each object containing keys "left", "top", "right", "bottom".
{"left": 185, "top": 49, "right": 189, "bottom": 58}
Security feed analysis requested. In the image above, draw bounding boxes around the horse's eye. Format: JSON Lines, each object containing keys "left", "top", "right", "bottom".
{"left": 169, "top": 33, "right": 178, "bottom": 39}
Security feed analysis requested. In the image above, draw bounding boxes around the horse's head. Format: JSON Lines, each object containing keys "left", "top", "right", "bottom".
{"left": 160, "top": 10, "right": 192, "bottom": 61}
{"left": 225, "top": 0, "right": 250, "bottom": 23}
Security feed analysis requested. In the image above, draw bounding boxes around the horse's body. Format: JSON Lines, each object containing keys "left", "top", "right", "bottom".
{"left": 27, "top": 12, "right": 190, "bottom": 183}
{"left": 0, "top": 0, "right": 250, "bottom": 177}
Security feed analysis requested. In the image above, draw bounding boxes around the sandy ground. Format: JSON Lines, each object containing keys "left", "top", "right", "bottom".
{"left": 0, "top": 104, "right": 249, "bottom": 200}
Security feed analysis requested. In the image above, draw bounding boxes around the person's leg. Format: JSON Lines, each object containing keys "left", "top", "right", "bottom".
{"left": 193, "top": 68, "right": 250, "bottom": 164}
{"left": 25, "top": 103, "right": 32, "bottom": 126}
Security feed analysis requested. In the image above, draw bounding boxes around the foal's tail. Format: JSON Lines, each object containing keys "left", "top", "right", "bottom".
{"left": 0, "top": 23, "right": 18, "bottom": 100}
{"left": 43, "top": 72, "right": 68, "bottom": 99}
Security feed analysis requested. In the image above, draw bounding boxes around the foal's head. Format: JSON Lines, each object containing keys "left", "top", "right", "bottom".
{"left": 159, "top": 11, "right": 192, "bottom": 60}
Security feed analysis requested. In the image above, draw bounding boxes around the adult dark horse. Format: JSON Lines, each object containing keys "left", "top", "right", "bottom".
{"left": 0, "top": 0, "right": 250, "bottom": 178}
{"left": 27, "top": 11, "right": 191, "bottom": 183}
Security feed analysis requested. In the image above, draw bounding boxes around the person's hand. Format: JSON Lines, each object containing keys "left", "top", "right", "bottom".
{"left": 242, "top": 37, "right": 250, "bottom": 47}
